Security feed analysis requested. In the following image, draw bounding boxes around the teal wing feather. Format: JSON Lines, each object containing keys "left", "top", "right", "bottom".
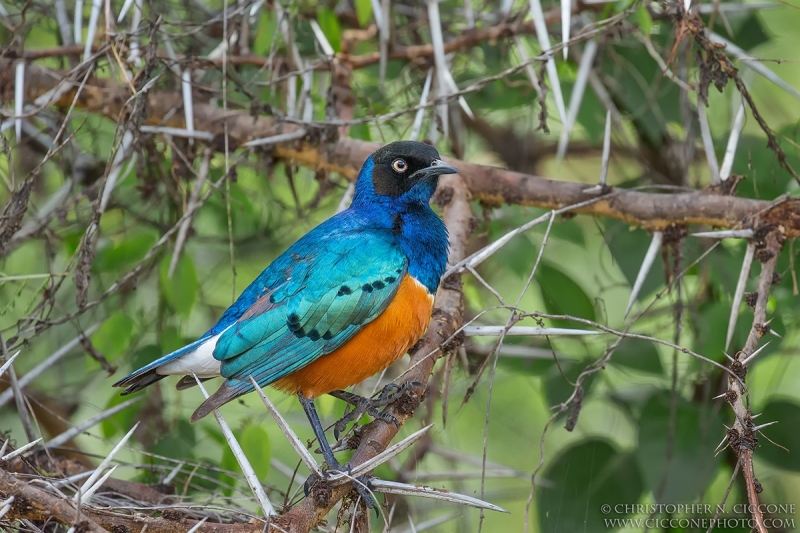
{"left": 190, "top": 229, "right": 407, "bottom": 421}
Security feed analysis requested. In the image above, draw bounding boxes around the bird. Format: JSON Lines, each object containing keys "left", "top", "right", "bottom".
{"left": 113, "top": 141, "right": 458, "bottom": 492}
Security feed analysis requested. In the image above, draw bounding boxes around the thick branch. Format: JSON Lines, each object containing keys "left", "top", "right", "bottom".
{"left": 6, "top": 61, "right": 800, "bottom": 237}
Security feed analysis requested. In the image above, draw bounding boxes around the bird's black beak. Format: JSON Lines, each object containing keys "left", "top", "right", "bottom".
{"left": 410, "top": 159, "right": 459, "bottom": 181}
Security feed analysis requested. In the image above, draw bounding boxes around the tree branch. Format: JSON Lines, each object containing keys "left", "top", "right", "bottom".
{"left": 724, "top": 228, "right": 785, "bottom": 533}
{"left": 5, "top": 60, "right": 800, "bottom": 238}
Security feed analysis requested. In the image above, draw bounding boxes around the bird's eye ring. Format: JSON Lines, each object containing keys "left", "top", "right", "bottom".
{"left": 392, "top": 159, "right": 408, "bottom": 173}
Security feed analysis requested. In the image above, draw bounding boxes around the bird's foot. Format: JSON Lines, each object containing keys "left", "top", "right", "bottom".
{"left": 303, "top": 464, "right": 378, "bottom": 512}
{"left": 330, "top": 382, "right": 425, "bottom": 440}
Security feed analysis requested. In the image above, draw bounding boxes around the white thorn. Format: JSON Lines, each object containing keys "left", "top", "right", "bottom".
{"left": 514, "top": 36, "right": 543, "bottom": 96}
{"left": 161, "top": 461, "right": 184, "bottom": 485}
{"left": 77, "top": 465, "right": 118, "bottom": 505}
{"left": 249, "top": 376, "right": 321, "bottom": 476}
{"left": 82, "top": 0, "right": 103, "bottom": 63}
{"left": 1, "top": 438, "right": 43, "bottom": 461}
{"left": 73, "top": 423, "right": 139, "bottom": 502}
{"left": 556, "top": 39, "right": 597, "bottom": 161}
{"left": 117, "top": 0, "right": 135, "bottom": 22}
{"left": 14, "top": 62, "right": 24, "bottom": 140}
{"left": 138, "top": 125, "right": 214, "bottom": 141}
{"left": 462, "top": 326, "right": 602, "bottom": 337}
{"left": 242, "top": 129, "right": 307, "bottom": 148}
{"left": 752, "top": 420, "right": 778, "bottom": 432}
{"left": 740, "top": 340, "right": 771, "bottom": 366}
{"left": 370, "top": 479, "right": 508, "bottom": 512}
{"left": 691, "top": 229, "right": 754, "bottom": 239}
{"left": 624, "top": 231, "right": 663, "bottom": 319}
{"left": 0, "top": 324, "right": 102, "bottom": 408}
{"left": 328, "top": 425, "right": 433, "bottom": 483}
{"left": 309, "top": 19, "right": 335, "bottom": 59}
{"left": 698, "top": 104, "right": 720, "bottom": 185}
{"left": 598, "top": 109, "right": 612, "bottom": 187}
{"left": 410, "top": 68, "right": 434, "bottom": 142}
{"left": 74, "top": 0, "right": 84, "bottom": 45}
{"left": 714, "top": 433, "right": 730, "bottom": 454}
{"left": 0, "top": 350, "right": 20, "bottom": 379}
{"left": 561, "top": 0, "right": 571, "bottom": 60}
{"left": 181, "top": 69, "right": 195, "bottom": 143}
{"left": 47, "top": 397, "right": 141, "bottom": 449}
{"left": 186, "top": 517, "right": 208, "bottom": 533}
{"left": 528, "top": 0, "right": 567, "bottom": 126}
{"left": 726, "top": 242, "right": 755, "bottom": 351}
{"left": 194, "top": 375, "right": 276, "bottom": 516}
{"left": 428, "top": 0, "right": 450, "bottom": 139}
{"left": 0, "top": 496, "right": 15, "bottom": 519}
{"left": 99, "top": 130, "right": 135, "bottom": 215}
{"left": 720, "top": 100, "right": 745, "bottom": 181}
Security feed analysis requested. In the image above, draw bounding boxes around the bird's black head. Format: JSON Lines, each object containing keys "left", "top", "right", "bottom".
{"left": 368, "top": 141, "right": 459, "bottom": 198}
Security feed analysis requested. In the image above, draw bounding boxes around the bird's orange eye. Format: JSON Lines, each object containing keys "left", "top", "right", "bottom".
{"left": 392, "top": 159, "right": 408, "bottom": 173}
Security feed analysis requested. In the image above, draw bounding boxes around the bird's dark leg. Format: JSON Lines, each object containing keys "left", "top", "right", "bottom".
{"left": 298, "top": 393, "right": 340, "bottom": 468}
{"left": 329, "top": 381, "right": 426, "bottom": 440}
{"left": 298, "top": 393, "right": 378, "bottom": 511}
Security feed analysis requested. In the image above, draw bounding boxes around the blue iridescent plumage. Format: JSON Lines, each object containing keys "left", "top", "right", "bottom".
{"left": 114, "top": 143, "right": 454, "bottom": 422}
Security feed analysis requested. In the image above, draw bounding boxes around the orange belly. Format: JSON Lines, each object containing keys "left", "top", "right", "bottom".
{"left": 272, "top": 274, "right": 434, "bottom": 398}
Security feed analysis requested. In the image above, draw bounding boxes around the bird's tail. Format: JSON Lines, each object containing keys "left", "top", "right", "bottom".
{"left": 112, "top": 338, "right": 208, "bottom": 395}
{"left": 190, "top": 378, "right": 254, "bottom": 422}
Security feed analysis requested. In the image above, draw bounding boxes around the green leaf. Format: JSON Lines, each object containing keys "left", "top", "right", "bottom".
{"left": 94, "top": 230, "right": 158, "bottom": 273}
{"left": 101, "top": 392, "right": 142, "bottom": 439}
{"left": 636, "top": 392, "right": 723, "bottom": 503}
{"left": 635, "top": 5, "right": 652, "bottom": 36}
{"left": 91, "top": 311, "right": 135, "bottom": 362}
{"left": 756, "top": 399, "right": 800, "bottom": 471}
{"left": 130, "top": 344, "right": 163, "bottom": 374}
{"left": 606, "top": 221, "right": 664, "bottom": 302}
{"left": 726, "top": 13, "right": 769, "bottom": 51}
{"left": 355, "top": 0, "right": 373, "bottom": 27}
{"left": 536, "top": 262, "right": 596, "bottom": 328}
{"left": 253, "top": 11, "right": 278, "bottom": 56}
{"left": 614, "top": 338, "right": 663, "bottom": 375}
{"left": 153, "top": 419, "right": 196, "bottom": 460}
{"left": 544, "top": 358, "right": 598, "bottom": 407}
{"left": 239, "top": 424, "right": 271, "bottom": 479}
{"left": 601, "top": 29, "right": 681, "bottom": 145}
{"left": 317, "top": 9, "right": 342, "bottom": 53}
{"left": 538, "top": 439, "right": 644, "bottom": 533}
{"left": 160, "top": 254, "right": 198, "bottom": 318}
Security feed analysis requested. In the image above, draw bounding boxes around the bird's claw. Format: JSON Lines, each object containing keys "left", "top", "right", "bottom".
{"left": 330, "top": 381, "right": 425, "bottom": 440}
{"left": 303, "top": 464, "right": 378, "bottom": 512}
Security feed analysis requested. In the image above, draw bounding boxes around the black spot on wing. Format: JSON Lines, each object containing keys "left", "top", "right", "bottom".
{"left": 322, "top": 331, "right": 333, "bottom": 340}
{"left": 362, "top": 283, "right": 374, "bottom": 293}
{"left": 337, "top": 286, "right": 353, "bottom": 296}
{"left": 308, "top": 329, "right": 321, "bottom": 341}
{"left": 287, "top": 313, "right": 305, "bottom": 336}
{"left": 385, "top": 276, "right": 396, "bottom": 283}
{"left": 372, "top": 281, "right": 385, "bottom": 290}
